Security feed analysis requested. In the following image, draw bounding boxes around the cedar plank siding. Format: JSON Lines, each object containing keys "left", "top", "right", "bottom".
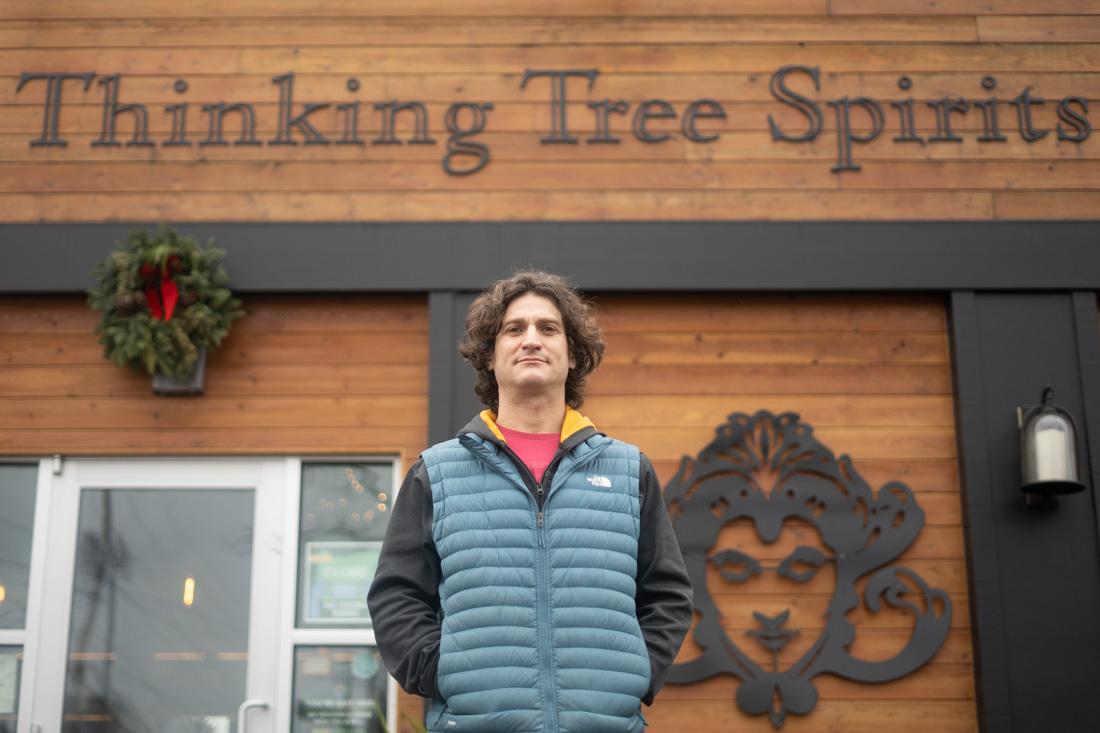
{"left": 0, "top": 294, "right": 428, "bottom": 457}
{"left": 0, "top": 291, "right": 973, "bottom": 731}
{"left": 582, "top": 293, "right": 974, "bottom": 733}
{"left": 4, "top": 0, "right": 1080, "bottom": 729}
{"left": 0, "top": 2, "right": 1098, "bottom": 221}
{"left": 0, "top": 293, "right": 431, "bottom": 731}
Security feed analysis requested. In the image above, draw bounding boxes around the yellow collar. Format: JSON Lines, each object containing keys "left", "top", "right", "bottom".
{"left": 479, "top": 407, "right": 596, "bottom": 444}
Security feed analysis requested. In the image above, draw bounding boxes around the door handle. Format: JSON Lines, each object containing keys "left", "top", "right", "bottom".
{"left": 237, "top": 699, "right": 270, "bottom": 733}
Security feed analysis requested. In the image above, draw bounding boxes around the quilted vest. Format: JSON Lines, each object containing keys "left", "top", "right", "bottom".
{"left": 421, "top": 430, "right": 650, "bottom": 733}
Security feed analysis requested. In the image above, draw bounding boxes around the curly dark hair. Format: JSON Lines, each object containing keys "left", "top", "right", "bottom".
{"left": 460, "top": 271, "right": 605, "bottom": 411}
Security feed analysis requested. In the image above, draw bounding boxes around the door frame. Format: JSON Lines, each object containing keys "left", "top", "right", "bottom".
{"left": 18, "top": 455, "right": 401, "bottom": 733}
{"left": 23, "top": 457, "right": 287, "bottom": 733}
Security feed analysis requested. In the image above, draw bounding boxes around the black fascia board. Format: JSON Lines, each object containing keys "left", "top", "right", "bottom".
{"left": 2, "top": 220, "right": 1099, "bottom": 293}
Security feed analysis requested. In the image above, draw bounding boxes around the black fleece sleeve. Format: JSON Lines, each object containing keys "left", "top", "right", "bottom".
{"left": 635, "top": 452, "right": 694, "bottom": 706}
{"left": 366, "top": 459, "right": 442, "bottom": 699}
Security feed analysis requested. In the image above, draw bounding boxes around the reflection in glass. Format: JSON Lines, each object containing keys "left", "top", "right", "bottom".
{"left": 297, "top": 463, "right": 394, "bottom": 628}
{"left": 0, "top": 647, "right": 21, "bottom": 733}
{"left": 0, "top": 465, "right": 37, "bottom": 630}
{"left": 292, "top": 646, "right": 387, "bottom": 733}
{"left": 62, "top": 489, "right": 253, "bottom": 732}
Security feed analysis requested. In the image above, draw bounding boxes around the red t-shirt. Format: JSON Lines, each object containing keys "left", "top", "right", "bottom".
{"left": 498, "top": 425, "right": 559, "bottom": 485}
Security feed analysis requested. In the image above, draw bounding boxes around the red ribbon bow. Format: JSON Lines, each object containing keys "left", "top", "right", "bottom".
{"left": 140, "top": 257, "right": 180, "bottom": 321}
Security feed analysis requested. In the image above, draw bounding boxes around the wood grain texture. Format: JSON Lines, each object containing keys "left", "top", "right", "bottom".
{"left": 832, "top": 0, "right": 1100, "bottom": 14}
{"left": 6, "top": 43, "right": 1100, "bottom": 74}
{"left": 977, "top": 15, "right": 1100, "bottom": 42}
{"left": 0, "top": 0, "right": 831, "bottom": 19}
{"left": 0, "top": 292, "right": 973, "bottom": 730}
{"left": 0, "top": 17, "right": 981, "bottom": 46}
{"left": 1, "top": 3, "right": 1097, "bottom": 222}
{"left": 582, "top": 294, "right": 973, "bottom": 730}
{"left": 0, "top": 191, "right": 998, "bottom": 221}
{"left": 5, "top": 71, "right": 1097, "bottom": 104}
{"left": 0, "top": 293, "right": 429, "bottom": 458}
{"left": 0, "top": 100, "right": 1094, "bottom": 137}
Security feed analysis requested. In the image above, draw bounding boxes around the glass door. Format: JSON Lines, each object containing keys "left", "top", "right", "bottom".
{"left": 25, "top": 459, "right": 288, "bottom": 733}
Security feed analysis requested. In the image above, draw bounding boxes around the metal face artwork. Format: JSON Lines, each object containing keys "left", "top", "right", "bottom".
{"left": 665, "top": 410, "right": 952, "bottom": 728}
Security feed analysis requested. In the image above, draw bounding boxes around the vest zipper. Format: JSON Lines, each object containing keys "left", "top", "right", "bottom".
{"left": 535, "top": 513, "right": 555, "bottom": 733}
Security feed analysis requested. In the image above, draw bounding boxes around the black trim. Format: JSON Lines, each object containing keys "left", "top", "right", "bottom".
{"left": 948, "top": 291, "right": 1011, "bottom": 733}
{"left": 427, "top": 291, "right": 480, "bottom": 446}
{"left": 3, "top": 221, "right": 1100, "bottom": 293}
{"left": 1072, "top": 291, "right": 1100, "bottom": 561}
{"left": 950, "top": 291, "right": 1100, "bottom": 733}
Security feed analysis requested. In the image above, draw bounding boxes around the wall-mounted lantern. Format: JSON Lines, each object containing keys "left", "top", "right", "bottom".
{"left": 1018, "top": 386, "right": 1087, "bottom": 508}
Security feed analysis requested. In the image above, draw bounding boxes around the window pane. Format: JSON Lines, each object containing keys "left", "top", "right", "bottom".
{"left": 291, "top": 646, "right": 387, "bottom": 733}
{"left": 297, "top": 463, "right": 394, "bottom": 628}
{"left": 0, "top": 465, "right": 37, "bottom": 630}
{"left": 63, "top": 489, "right": 253, "bottom": 732}
{"left": 0, "top": 647, "right": 21, "bottom": 733}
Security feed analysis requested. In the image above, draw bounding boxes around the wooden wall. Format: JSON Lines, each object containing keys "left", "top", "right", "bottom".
{"left": 0, "top": 292, "right": 431, "bottom": 730}
{"left": 583, "top": 293, "right": 974, "bottom": 732}
{"left": 2, "top": 0, "right": 1099, "bottom": 222}
{"left": 0, "top": 294, "right": 428, "bottom": 458}
{"left": 0, "top": 291, "right": 970, "bottom": 731}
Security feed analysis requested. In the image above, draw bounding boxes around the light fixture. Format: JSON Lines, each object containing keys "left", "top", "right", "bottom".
{"left": 0, "top": 585, "right": 6, "bottom": 605}
{"left": 183, "top": 576, "right": 196, "bottom": 607}
{"left": 1018, "top": 386, "right": 1087, "bottom": 508}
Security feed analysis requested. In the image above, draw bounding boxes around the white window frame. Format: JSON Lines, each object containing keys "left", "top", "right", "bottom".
{"left": 274, "top": 456, "right": 401, "bottom": 733}
{"left": 0, "top": 458, "right": 51, "bottom": 733}
{"left": 6, "top": 454, "right": 402, "bottom": 733}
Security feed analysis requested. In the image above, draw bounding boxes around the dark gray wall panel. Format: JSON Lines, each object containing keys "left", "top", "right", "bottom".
{"left": 950, "top": 292, "right": 1100, "bottom": 733}
{"left": 3, "top": 221, "right": 1100, "bottom": 292}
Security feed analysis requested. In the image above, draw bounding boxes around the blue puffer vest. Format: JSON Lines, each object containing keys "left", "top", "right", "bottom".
{"left": 421, "top": 427, "right": 650, "bottom": 733}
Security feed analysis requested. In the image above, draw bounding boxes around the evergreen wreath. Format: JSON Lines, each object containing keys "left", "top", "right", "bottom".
{"left": 87, "top": 226, "right": 244, "bottom": 379}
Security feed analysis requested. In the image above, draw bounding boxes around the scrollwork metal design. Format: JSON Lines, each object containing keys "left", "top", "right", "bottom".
{"left": 665, "top": 410, "right": 952, "bottom": 728}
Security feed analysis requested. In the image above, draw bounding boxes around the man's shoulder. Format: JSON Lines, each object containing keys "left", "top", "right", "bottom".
{"left": 594, "top": 433, "right": 646, "bottom": 458}
{"left": 419, "top": 438, "right": 467, "bottom": 465}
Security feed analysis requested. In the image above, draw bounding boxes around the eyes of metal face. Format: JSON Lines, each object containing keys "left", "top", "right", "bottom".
{"left": 776, "top": 546, "right": 829, "bottom": 583}
{"left": 710, "top": 545, "right": 830, "bottom": 584}
{"left": 711, "top": 549, "right": 763, "bottom": 583}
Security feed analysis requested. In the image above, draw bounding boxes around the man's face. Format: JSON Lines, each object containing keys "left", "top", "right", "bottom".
{"left": 491, "top": 293, "right": 574, "bottom": 402}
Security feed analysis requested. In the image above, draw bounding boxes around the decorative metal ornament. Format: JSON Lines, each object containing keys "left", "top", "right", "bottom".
{"left": 665, "top": 410, "right": 952, "bottom": 728}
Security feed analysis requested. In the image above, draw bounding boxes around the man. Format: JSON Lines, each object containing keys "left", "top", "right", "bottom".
{"left": 367, "top": 271, "right": 693, "bottom": 733}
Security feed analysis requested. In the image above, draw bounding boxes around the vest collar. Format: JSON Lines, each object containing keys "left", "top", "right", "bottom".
{"left": 460, "top": 407, "right": 600, "bottom": 450}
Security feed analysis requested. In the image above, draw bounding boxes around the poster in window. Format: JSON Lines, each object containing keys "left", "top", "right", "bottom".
{"left": 302, "top": 541, "right": 380, "bottom": 625}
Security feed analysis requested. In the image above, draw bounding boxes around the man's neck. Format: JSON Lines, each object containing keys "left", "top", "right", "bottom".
{"left": 495, "top": 395, "right": 566, "bottom": 435}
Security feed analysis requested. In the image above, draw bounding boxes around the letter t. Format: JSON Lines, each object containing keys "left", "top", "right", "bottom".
{"left": 16, "top": 72, "right": 95, "bottom": 147}
{"left": 521, "top": 69, "right": 598, "bottom": 144}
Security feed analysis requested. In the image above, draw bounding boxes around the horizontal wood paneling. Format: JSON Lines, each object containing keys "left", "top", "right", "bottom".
{"left": 993, "top": 190, "right": 1100, "bottom": 218}
{"left": 6, "top": 71, "right": 1098, "bottom": 104}
{"left": 2, "top": 160, "right": 1098, "bottom": 193}
{"left": 0, "top": 17, "right": 983, "bottom": 46}
{"left": 1, "top": 4, "right": 1097, "bottom": 222}
{"left": 583, "top": 293, "right": 973, "bottom": 731}
{"left": 7, "top": 43, "right": 1100, "bottom": 73}
{"left": 6, "top": 132, "right": 1098, "bottom": 163}
{"left": 832, "top": 0, "right": 1100, "bottom": 14}
{"left": 977, "top": 16, "right": 1100, "bottom": 42}
{"left": 0, "top": 294, "right": 429, "bottom": 458}
{"left": 0, "top": 191, "right": 998, "bottom": 221}
{"left": 643, "top": 700, "right": 978, "bottom": 732}
{"left": 0, "top": 292, "right": 432, "bottom": 730}
{"left": 0, "top": 0, "right": 832, "bottom": 19}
